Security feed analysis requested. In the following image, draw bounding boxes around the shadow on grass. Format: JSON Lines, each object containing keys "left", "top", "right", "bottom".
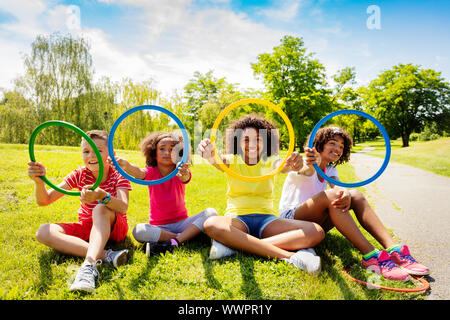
{"left": 237, "top": 255, "right": 264, "bottom": 299}
{"left": 317, "top": 232, "right": 363, "bottom": 300}
{"left": 36, "top": 235, "right": 136, "bottom": 296}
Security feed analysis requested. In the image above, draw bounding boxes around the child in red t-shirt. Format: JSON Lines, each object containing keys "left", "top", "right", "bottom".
{"left": 28, "top": 130, "right": 132, "bottom": 293}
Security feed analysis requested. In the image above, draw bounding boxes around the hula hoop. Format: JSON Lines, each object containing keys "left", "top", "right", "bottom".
{"left": 29, "top": 120, "right": 104, "bottom": 196}
{"left": 342, "top": 269, "right": 430, "bottom": 293}
{"left": 307, "top": 109, "right": 391, "bottom": 188}
{"left": 210, "top": 98, "right": 295, "bottom": 182}
{"left": 108, "top": 105, "right": 190, "bottom": 186}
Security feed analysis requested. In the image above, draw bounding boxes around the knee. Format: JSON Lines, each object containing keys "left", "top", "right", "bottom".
{"left": 202, "top": 216, "right": 225, "bottom": 238}
{"left": 305, "top": 223, "right": 325, "bottom": 247}
{"left": 349, "top": 189, "right": 364, "bottom": 200}
{"left": 203, "top": 208, "right": 218, "bottom": 219}
{"left": 324, "top": 188, "right": 341, "bottom": 202}
{"left": 35, "top": 223, "right": 51, "bottom": 244}
{"left": 92, "top": 204, "right": 114, "bottom": 216}
{"left": 132, "top": 223, "right": 161, "bottom": 243}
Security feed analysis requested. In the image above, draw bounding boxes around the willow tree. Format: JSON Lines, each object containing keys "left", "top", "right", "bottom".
{"left": 15, "top": 32, "right": 94, "bottom": 145}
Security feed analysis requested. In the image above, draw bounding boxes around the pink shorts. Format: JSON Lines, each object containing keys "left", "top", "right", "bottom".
{"left": 57, "top": 213, "right": 128, "bottom": 242}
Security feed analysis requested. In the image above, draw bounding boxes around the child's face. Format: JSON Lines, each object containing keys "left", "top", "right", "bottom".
{"left": 321, "top": 135, "right": 345, "bottom": 163}
{"left": 156, "top": 138, "right": 178, "bottom": 166}
{"left": 81, "top": 138, "right": 109, "bottom": 174}
{"left": 240, "top": 127, "right": 264, "bottom": 164}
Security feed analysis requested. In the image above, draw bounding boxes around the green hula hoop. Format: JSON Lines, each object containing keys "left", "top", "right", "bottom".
{"left": 28, "top": 120, "right": 104, "bottom": 196}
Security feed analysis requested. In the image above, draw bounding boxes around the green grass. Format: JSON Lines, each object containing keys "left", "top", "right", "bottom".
{"left": 0, "top": 143, "right": 426, "bottom": 300}
{"left": 352, "top": 137, "right": 450, "bottom": 177}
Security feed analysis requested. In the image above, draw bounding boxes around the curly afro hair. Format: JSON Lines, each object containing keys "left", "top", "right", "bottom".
{"left": 306, "top": 126, "right": 353, "bottom": 166}
{"left": 225, "top": 113, "right": 279, "bottom": 160}
{"left": 139, "top": 131, "right": 188, "bottom": 167}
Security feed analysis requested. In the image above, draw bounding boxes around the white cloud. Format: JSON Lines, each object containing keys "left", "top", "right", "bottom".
{"left": 256, "top": 0, "right": 303, "bottom": 22}
{"left": 87, "top": 1, "right": 283, "bottom": 94}
{"left": 0, "top": 0, "right": 283, "bottom": 95}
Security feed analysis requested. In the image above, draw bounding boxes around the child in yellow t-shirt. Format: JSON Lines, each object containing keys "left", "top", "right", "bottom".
{"left": 197, "top": 114, "right": 325, "bottom": 274}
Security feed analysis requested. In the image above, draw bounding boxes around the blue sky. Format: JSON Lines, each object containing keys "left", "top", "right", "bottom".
{"left": 0, "top": 0, "right": 449, "bottom": 95}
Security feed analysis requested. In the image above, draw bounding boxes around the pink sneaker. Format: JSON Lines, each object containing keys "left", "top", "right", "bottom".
{"left": 389, "top": 245, "right": 430, "bottom": 276}
{"left": 362, "top": 250, "right": 410, "bottom": 281}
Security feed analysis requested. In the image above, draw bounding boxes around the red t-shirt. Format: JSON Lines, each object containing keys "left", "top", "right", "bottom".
{"left": 64, "top": 167, "right": 132, "bottom": 222}
{"left": 145, "top": 166, "right": 191, "bottom": 225}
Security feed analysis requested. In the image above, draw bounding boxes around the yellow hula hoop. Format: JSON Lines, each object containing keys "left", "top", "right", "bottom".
{"left": 210, "top": 98, "right": 295, "bottom": 182}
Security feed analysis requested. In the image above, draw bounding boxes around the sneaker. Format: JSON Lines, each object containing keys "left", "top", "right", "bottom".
{"left": 362, "top": 250, "right": 410, "bottom": 281}
{"left": 209, "top": 240, "right": 237, "bottom": 260}
{"left": 104, "top": 249, "right": 129, "bottom": 268}
{"left": 69, "top": 260, "right": 101, "bottom": 293}
{"left": 145, "top": 239, "right": 178, "bottom": 257}
{"left": 284, "top": 248, "right": 321, "bottom": 275}
{"left": 389, "top": 245, "right": 430, "bottom": 276}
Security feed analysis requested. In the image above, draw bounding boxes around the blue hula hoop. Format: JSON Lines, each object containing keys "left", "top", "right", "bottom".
{"left": 108, "top": 105, "right": 190, "bottom": 185}
{"left": 307, "top": 109, "right": 391, "bottom": 188}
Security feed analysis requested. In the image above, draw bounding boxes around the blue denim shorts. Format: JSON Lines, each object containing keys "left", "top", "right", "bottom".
{"left": 234, "top": 213, "right": 279, "bottom": 238}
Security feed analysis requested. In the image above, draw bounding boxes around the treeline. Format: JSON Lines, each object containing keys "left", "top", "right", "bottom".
{"left": 1, "top": 33, "right": 449, "bottom": 150}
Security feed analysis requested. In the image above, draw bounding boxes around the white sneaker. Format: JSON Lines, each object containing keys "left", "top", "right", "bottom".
{"left": 209, "top": 240, "right": 237, "bottom": 260}
{"left": 285, "top": 248, "right": 321, "bottom": 275}
{"left": 69, "top": 260, "right": 101, "bottom": 293}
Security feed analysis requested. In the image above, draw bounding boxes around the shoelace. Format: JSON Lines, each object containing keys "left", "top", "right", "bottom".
{"left": 77, "top": 261, "right": 101, "bottom": 282}
{"left": 401, "top": 254, "right": 417, "bottom": 264}
{"left": 379, "top": 259, "right": 396, "bottom": 271}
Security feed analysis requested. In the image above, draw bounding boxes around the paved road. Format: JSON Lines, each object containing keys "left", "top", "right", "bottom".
{"left": 349, "top": 150, "right": 450, "bottom": 300}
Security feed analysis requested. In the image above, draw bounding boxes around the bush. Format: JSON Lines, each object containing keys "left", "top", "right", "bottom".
{"left": 410, "top": 133, "right": 420, "bottom": 141}
{"left": 430, "top": 133, "right": 440, "bottom": 140}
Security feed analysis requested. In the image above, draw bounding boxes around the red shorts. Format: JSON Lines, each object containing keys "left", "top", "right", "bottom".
{"left": 57, "top": 213, "right": 128, "bottom": 242}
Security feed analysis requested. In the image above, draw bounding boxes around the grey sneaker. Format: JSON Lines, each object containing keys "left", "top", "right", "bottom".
{"left": 284, "top": 248, "right": 321, "bottom": 275}
{"left": 104, "top": 249, "right": 129, "bottom": 267}
{"left": 209, "top": 240, "right": 237, "bottom": 260}
{"left": 69, "top": 260, "right": 101, "bottom": 293}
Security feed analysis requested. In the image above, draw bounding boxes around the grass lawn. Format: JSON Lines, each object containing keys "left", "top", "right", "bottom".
{"left": 352, "top": 137, "right": 450, "bottom": 177}
{"left": 0, "top": 143, "right": 427, "bottom": 300}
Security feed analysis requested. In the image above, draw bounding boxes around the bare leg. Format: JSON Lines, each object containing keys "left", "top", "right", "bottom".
{"left": 203, "top": 216, "right": 324, "bottom": 260}
{"left": 36, "top": 223, "right": 93, "bottom": 257}
{"left": 293, "top": 189, "right": 375, "bottom": 255}
{"left": 176, "top": 224, "right": 202, "bottom": 243}
{"left": 261, "top": 218, "right": 325, "bottom": 251}
{"left": 157, "top": 229, "right": 178, "bottom": 241}
{"left": 85, "top": 205, "right": 116, "bottom": 264}
{"left": 349, "top": 189, "right": 396, "bottom": 249}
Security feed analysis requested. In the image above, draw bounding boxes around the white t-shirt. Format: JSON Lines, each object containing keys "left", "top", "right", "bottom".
{"left": 278, "top": 163, "right": 339, "bottom": 215}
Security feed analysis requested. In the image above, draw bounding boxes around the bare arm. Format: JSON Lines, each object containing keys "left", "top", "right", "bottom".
{"left": 197, "top": 138, "right": 228, "bottom": 172}
{"left": 277, "top": 151, "right": 303, "bottom": 173}
{"left": 297, "top": 147, "right": 321, "bottom": 176}
{"left": 28, "top": 161, "right": 68, "bottom": 206}
{"left": 108, "top": 156, "right": 146, "bottom": 179}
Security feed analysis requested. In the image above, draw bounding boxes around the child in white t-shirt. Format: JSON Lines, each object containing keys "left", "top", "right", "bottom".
{"left": 279, "top": 126, "right": 430, "bottom": 281}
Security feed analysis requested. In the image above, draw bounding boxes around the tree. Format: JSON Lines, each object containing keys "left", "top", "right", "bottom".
{"left": 362, "top": 63, "right": 450, "bottom": 147}
{"left": 0, "top": 90, "right": 36, "bottom": 143}
{"left": 14, "top": 32, "right": 94, "bottom": 145}
{"left": 184, "top": 70, "right": 233, "bottom": 119}
{"left": 251, "top": 35, "right": 333, "bottom": 151}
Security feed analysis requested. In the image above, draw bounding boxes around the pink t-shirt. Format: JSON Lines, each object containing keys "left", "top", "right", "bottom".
{"left": 145, "top": 166, "right": 191, "bottom": 225}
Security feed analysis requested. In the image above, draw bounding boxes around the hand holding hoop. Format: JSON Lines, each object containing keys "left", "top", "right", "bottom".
{"left": 28, "top": 120, "right": 104, "bottom": 196}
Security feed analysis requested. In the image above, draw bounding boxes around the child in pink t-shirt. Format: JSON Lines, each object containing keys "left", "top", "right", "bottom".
{"left": 112, "top": 131, "right": 217, "bottom": 256}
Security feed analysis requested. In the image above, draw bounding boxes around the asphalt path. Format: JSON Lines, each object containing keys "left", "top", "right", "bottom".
{"left": 349, "top": 150, "right": 449, "bottom": 300}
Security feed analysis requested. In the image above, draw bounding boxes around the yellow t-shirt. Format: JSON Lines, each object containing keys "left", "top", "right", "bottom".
{"left": 224, "top": 154, "right": 278, "bottom": 216}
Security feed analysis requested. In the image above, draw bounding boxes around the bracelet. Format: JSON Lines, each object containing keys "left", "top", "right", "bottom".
{"left": 97, "top": 192, "right": 111, "bottom": 205}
